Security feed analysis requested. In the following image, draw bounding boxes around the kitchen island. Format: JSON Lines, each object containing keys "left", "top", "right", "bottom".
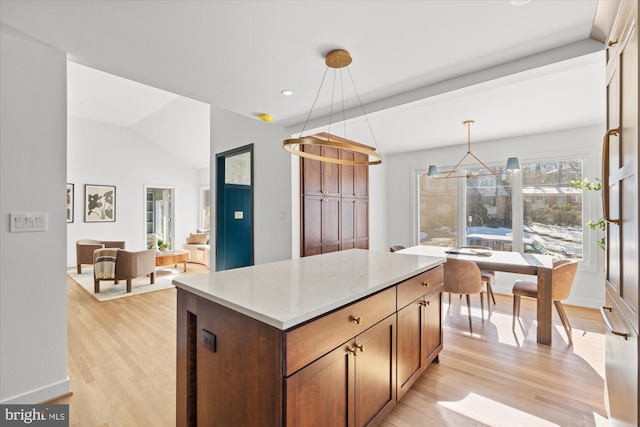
{"left": 174, "top": 249, "right": 445, "bottom": 427}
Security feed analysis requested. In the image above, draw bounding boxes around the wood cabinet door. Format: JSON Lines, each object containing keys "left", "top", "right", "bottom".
{"left": 603, "top": 3, "right": 638, "bottom": 426}
{"left": 302, "top": 145, "right": 341, "bottom": 196}
{"left": 396, "top": 299, "right": 424, "bottom": 400}
{"left": 354, "top": 315, "right": 396, "bottom": 427}
{"left": 340, "top": 151, "right": 369, "bottom": 196}
{"left": 286, "top": 343, "right": 354, "bottom": 427}
{"left": 354, "top": 199, "right": 369, "bottom": 249}
{"left": 303, "top": 196, "right": 341, "bottom": 255}
{"left": 423, "top": 291, "right": 443, "bottom": 363}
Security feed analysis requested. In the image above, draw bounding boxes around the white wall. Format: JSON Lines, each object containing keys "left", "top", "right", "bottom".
{"left": 210, "top": 107, "right": 292, "bottom": 267}
{"left": 0, "top": 28, "right": 69, "bottom": 403}
{"left": 66, "top": 117, "right": 201, "bottom": 266}
{"left": 386, "top": 126, "right": 606, "bottom": 308}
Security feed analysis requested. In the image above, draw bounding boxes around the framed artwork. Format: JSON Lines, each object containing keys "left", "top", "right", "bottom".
{"left": 85, "top": 184, "right": 116, "bottom": 222}
{"left": 66, "top": 183, "right": 74, "bottom": 223}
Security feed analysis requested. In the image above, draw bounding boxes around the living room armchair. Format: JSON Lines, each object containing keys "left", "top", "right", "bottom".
{"left": 76, "top": 239, "right": 125, "bottom": 274}
{"left": 94, "top": 248, "right": 156, "bottom": 293}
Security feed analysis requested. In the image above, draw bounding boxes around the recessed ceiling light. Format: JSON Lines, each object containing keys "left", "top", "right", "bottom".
{"left": 511, "top": 0, "right": 532, "bottom": 5}
{"left": 281, "top": 90, "right": 293, "bottom": 96}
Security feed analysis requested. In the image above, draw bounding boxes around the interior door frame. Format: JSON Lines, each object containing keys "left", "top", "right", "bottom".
{"left": 143, "top": 184, "right": 176, "bottom": 250}
{"left": 215, "top": 144, "right": 254, "bottom": 271}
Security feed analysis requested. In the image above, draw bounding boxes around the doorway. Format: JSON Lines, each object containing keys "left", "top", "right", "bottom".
{"left": 144, "top": 185, "right": 175, "bottom": 250}
{"left": 216, "top": 145, "right": 253, "bottom": 271}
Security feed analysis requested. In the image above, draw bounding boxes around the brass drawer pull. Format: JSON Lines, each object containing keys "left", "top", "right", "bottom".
{"left": 351, "top": 316, "right": 363, "bottom": 325}
{"left": 600, "top": 306, "right": 629, "bottom": 340}
{"left": 422, "top": 281, "right": 430, "bottom": 287}
{"left": 420, "top": 300, "right": 430, "bottom": 306}
{"left": 601, "top": 128, "right": 620, "bottom": 225}
{"left": 347, "top": 346, "right": 359, "bottom": 357}
{"left": 354, "top": 342, "right": 365, "bottom": 352}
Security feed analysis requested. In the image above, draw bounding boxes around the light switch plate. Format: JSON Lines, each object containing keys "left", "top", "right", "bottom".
{"left": 10, "top": 212, "right": 47, "bottom": 232}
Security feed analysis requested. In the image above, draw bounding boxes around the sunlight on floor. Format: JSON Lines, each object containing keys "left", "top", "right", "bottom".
{"left": 438, "top": 392, "right": 560, "bottom": 427}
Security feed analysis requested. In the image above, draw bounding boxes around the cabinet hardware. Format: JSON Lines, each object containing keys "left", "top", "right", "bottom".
{"left": 347, "top": 346, "right": 360, "bottom": 357}
{"left": 422, "top": 281, "right": 430, "bottom": 287}
{"left": 600, "top": 306, "right": 629, "bottom": 339}
{"left": 608, "top": 40, "right": 618, "bottom": 47}
{"left": 420, "top": 300, "right": 430, "bottom": 306}
{"left": 354, "top": 342, "right": 365, "bottom": 352}
{"left": 351, "top": 316, "right": 363, "bottom": 325}
{"left": 601, "top": 128, "right": 620, "bottom": 224}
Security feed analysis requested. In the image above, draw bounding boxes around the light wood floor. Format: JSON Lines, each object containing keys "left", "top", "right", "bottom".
{"left": 54, "top": 271, "right": 609, "bottom": 426}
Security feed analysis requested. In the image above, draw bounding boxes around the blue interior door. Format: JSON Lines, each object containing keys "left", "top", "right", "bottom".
{"left": 216, "top": 145, "right": 253, "bottom": 271}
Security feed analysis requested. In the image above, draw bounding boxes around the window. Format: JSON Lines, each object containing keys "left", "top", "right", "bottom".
{"left": 419, "top": 157, "right": 584, "bottom": 260}
{"left": 522, "top": 159, "right": 583, "bottom": 259}
{"left": 418, "top": 173, "right": 458, "bottom": 247}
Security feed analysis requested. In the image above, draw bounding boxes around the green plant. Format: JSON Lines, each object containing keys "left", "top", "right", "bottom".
{"left": 572, "top": 178, "right": 605, "bottom": 250}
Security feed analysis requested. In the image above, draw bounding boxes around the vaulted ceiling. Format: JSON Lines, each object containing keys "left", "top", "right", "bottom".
{"left": 1, "top": 1, "right": 606, "bottom": 168}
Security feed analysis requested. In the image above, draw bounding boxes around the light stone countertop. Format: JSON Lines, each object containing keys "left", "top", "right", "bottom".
{"left": 173, "top": 248, "right": 445, "bottom": 330}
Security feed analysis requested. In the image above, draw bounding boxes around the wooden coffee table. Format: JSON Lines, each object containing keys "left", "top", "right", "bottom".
{"left": 155, "top": 250, "right": 189, "bottom": 272}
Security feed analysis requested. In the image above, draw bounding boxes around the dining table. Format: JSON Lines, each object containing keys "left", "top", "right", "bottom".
{"left": 397, "top": 245, "right": 555, "bottom": 346}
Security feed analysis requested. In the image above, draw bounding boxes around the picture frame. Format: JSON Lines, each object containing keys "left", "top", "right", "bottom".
{"left": 84, "top": 184, "right": 116, "bottom": 222}
{"left": 66, "top": 183, "right": 74, "bottom": 223}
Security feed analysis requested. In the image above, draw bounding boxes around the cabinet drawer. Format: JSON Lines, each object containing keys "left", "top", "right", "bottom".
{"left": 285, "top": 286, "right": 395, "bottom": 376}
{"left": 397, "top": 265, "right": 444, "bottom": 309}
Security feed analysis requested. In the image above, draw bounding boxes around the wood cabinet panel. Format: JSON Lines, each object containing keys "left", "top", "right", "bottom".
{"left": 396, "top": 286, "right": 443, "bottom": 401}
{"left": 397, "top": 265, "right": 444, "bottom": 309}
{"left": 303, "top": 196, "right": 341, "bottom": 256}
{"left": 354, "top": 316, "right": 396, "bottom": 427}
{"left": 285, "top": 287, "right": 396, "bottom": 376}
{"left": 397, "top": 300, "right": 422, "bottom": 400}
{"left": 602, "top": 2, "right": 638, "bottom": 426}
{"left": 194, "top": 297, "right": 282, "bottom": 427}
{"left": 286, "top": 343, "right": 354, "bottom": 427}
{"left": 301, "top": 146, "right": 369, "bottom": 256}
{"left": 302, "top": 145, "right": 340, "bottom": 196}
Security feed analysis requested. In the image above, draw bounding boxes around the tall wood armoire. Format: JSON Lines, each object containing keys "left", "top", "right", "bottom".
{"left": 300, "top": 136, "right": 370, "bottom": 257}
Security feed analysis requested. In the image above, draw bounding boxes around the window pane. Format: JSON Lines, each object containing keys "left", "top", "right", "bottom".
{"left": 465, "top": 167, "right": 514, "bottom": 251}
{"left": 522, "top": 159, "right": 583, "bottom": 259}
{"left": 225, "top": 151, "right": 251, "bottom": 184}
{"left": 418, "top": 174, "right": 458, "bottom": 247}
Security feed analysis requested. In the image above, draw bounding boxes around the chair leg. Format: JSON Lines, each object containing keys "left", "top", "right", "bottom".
{"left": 77, "top": 264, "right": 82, "bottom": 274}
{"left": 94, "top": 279, "right": 100, "bottom": 293}
{"left": 479, "top": 291, "right": 485, "bottom": 320}
{"left": 126, "top": 279, "right": 132, "bottom": 293}
{"left": 465, "top": 294, "right": 473, "bottom": 334}
{"left": 150, "top": 272, "right": 155, "bottom": 285}
{"left": 448, "top": 292, "right": 451, "bottom": 306}
{"left": 554, "top": 300, "right": 573, "bottom": 344}
{"left": 512, "top": 295, "right": 520, "bottom": 330}
{"left": 487, "top": 282, "right": 496, "bottom": 305}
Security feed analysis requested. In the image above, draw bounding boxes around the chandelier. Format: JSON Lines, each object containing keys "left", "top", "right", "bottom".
{"left": 283, "top": 50, "right": 382, "bottom": 166}
{"left": 426, "top": 120, "right": 520, "bottom": 179}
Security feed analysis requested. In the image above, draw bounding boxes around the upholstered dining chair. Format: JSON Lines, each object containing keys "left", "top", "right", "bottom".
{"left": 512, "top": 259, "right": 578, "bottom": 344}
{"left": 443, "top": 258, "right": 486, "bottom": 334}
{"left": 461, "top": 245, "right": 496, "bottom": 308}
{"left": 389, "top": 245, "right": 406, "bottom": 252}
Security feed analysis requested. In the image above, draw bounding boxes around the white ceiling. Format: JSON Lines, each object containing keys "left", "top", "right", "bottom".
{"left": 1, "top": 0, "right": 606, "bottom": 166}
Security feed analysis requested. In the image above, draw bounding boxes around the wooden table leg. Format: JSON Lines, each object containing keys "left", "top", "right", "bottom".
{"left": 183, "top": 260, "right": 187, "bottom": 272}
{"left": 536, "top": 267, "right": 553, "bottom": 345}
